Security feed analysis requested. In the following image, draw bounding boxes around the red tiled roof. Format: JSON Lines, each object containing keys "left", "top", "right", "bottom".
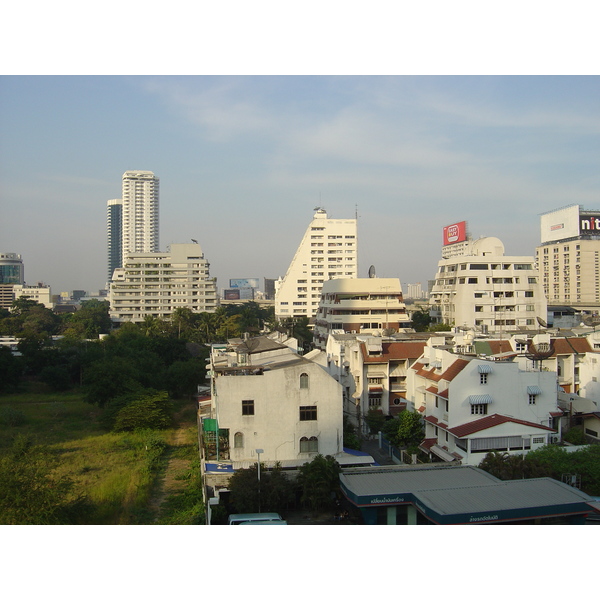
{"left": 448, "top": 414, "right": 556, "bottom": 438}
{"left": 424, "top": 415, "right": 447, "bottom": 429}
{"left": 486, "top": 340, "right": 514, "bottom": 355}
{"left": 440, "top": 358, "right": 470, "bottom": 382}
{"left": 410, "top": 361, "right": 442, "bottom": 382}
{"left": 425, "top": 385, "right": 438, "bottom": 394}
{"left": 420, "top": 438, "right": 437, "bottom": 451}
{"left": 550, "top": 338, "right": 593, "bottom": 356}
{"left": 550, "top": 410, "right": 564, "bottom": 417}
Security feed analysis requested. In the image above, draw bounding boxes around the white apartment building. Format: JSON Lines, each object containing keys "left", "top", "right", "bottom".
{"left": 429, "top": 236, "right": 547, "bottom": 334}
{"left": 536, "top": 205, "right": 600, "bottom": 309}
{"left": 275, "top": 208, "right": 357, "bottom": 320}
{"left": 206, "top": 335, "right": 345, "bottom": 466}
{"left": 313, "top": 278, "right": 410, "bottom": 349}
{"left": 121, "top": 170, "right": 159, "bottom": 262}
{"left": 109, "top": 242, "right": 217, "bottom": 323}
{"left": 406, "top": 340, "right": 559, "bottom": 465}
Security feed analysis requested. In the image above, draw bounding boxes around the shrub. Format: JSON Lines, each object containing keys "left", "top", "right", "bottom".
{"left": 563, "top": 426, "right": 587, "bottom": 445}
{"left": 113, "top": 391, "right": 173, "bottom": 432}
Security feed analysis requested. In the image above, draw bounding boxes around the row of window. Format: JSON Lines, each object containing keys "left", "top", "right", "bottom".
{"left": 242, "top": 400, "right": 317, "bottom": 420}
{"left": 440, "top": 263, "right": 533, "bottom": 272}
{"left": 233, "top": 433, "right": 319, "bottom": 452}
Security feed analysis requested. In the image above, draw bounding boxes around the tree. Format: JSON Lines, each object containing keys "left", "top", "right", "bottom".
{"left": 296, "top": 454, "right": 341, "bottom": 512}
{"left": 411, "top": 309, "right": 432, "bottom": 332}
{"left": 382, "top": 410, "right": 424, "bottom": 449}
{"left": 0, "top": 346, "right": 21, "bottom": 393}
{"left": 479, "top": 451, "right": 551, "bottom": 480}
{"left": 364, "top": 408, "right": 386, "bottom": 435}
{"left": 83, "top": 356, "right": 141, "bottom": 407}
{"left": 228, "top": 462, "right": 294, "bottom": 514}
{"left": 61, "top": 299, "right": 111, "bottom": 339}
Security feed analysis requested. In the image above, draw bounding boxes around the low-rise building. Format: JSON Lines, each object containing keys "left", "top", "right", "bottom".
{"left": 206, "top": 335, "right": 346, "bottom": 467}
{"left": 324, "top": 332, "right": 429, "bottom": 433}
{"left": 406, "top": 339, "right": 560, "bottom": 465}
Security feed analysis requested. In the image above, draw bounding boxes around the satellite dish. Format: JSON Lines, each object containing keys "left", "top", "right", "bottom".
{"left": 368, "top": 265, "right": 376, "bottom": 278}
{"left": 536, "top": 316, "right": 548, "bottom": 328}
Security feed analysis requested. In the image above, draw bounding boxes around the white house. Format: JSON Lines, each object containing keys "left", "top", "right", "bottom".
{"left": 206, "top": 335, "right": 346, "bottom": 468}
{"left": 406, "top": 340, "right": 560, "bottom": 465}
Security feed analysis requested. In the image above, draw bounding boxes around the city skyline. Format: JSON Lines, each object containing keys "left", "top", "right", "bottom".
{"left": 1, "top": 76, "right": 600, "bottom": 295}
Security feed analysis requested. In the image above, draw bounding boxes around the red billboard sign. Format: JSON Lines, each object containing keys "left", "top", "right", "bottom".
{"left": 443, "top": 221, "right": 467, "bottom": 246}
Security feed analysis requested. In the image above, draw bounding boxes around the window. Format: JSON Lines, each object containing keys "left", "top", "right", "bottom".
{"left": 242, "top": 400, "right": 254, "bottom": 415}
{"left": 528, "top": 395, "right": 536, "bottom": 405}
{"left": 300, "top": 406, "right": 317, "bottom": 421}
{"left": 471, "top": 404, "right": 488, "bottom": 415}
{"left": 480, "top": 373, "right": 488, "bottom": 385}
{"left": 300, "top": 436, "right": 319, "bottom": 452}
{"left": 532, "top": 437, "right": 545, "bottom": 444}
{"left": 300, "top": 373, "right": 309, "bottom": 389}
{"left": 234, "top": 432, "right": 244, "bottom": 448}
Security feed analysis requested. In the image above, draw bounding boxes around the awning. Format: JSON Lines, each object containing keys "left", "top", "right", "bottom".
{"left": 527, "top": 386, "right": 543, "bottom": 395}
{"left": 368, "top": 386, "right": 383, "bottom": 393}
{"left": 468, "top": 394, "right": 493, "bottom": 405}
{"left": 430, "top": 444, "right": 457, "bottom": 462}
{"left": 478, "top": 364, "right": 493, "bottom": 373}
{"left": 367, "top": 372, "right": 386, "bottom": 379}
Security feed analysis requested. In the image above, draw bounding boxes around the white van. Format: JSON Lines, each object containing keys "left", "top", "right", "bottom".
{"left": 227, "top": 512, "right": 286, "bottom": 525}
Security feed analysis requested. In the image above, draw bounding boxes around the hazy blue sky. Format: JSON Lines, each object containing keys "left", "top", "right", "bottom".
{"left": 1, "top": 75, "right": 599, "bottom": 294}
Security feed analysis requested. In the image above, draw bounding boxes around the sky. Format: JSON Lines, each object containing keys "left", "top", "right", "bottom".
{"left": 2, "top": 75, "right": 600, "bottom": 295}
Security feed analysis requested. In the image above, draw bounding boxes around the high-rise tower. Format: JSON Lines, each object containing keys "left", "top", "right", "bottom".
{"left": 107, "top": 199, "right": 122, "bottom": 281}
{"left": 275, "top": 208, "right": 358, "bottom": 320}
{"left": 121, "top": 170, "right": 159, "bottom": 263}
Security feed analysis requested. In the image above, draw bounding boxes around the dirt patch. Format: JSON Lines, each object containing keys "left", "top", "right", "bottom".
{"left": 147, "top": 404, "right": 198, "bottom": 519}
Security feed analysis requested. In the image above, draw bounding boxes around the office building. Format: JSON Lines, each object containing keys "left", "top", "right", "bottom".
{"left": 121, "top": 170, "right": 159, "bottom": 262}
{"left": 536, "top": 205, "right": 600, "bottom": 309}
{"left": 107, "top": 198, "right": 122, "bottom": 281}
{"left": 12, "top": 283, "right": 53, "bottom": 309}
{"left": 109, "top": 242, "right": 217, "bottom": 323}
{"left": 275, "top": 208, "right": 357, "bottom": 320}
{"left": 429, "top": 222, "right": 546, "bottom": 334}
{"left": 0, "top": 253, "right": 25, "bottom": 310}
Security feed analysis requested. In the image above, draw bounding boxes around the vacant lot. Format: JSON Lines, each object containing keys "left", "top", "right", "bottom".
{"left": 0, "top": 388, "right": 202, "bottom": 524}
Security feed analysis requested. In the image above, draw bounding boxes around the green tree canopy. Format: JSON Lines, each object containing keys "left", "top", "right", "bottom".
{"left": 296, "top": 454, "right": 341, "bottom": 512}
{"left": 382, "top": 410, "right": 425, "bottom": 449}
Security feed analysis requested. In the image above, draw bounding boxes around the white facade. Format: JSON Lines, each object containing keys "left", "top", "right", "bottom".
{"left": 121, "top": 170, "right": 159, "bottom": 262}
{"left": 429, "top": 236, "right": 547, "bottom": 334}
{"left": 324, "top": 332, "right": 428, "bottom": 432}
{"left": 536, "top": 238, "right": 600, "bottom": 307}
{"left": 12, "top": 284, "right": 53, "bottom": 309}
{"left": 275, "top": 208, "right": 357, "bottom": 320}
{"left": 406, "top": 342, "right": 559, "bottom": 465}
{"left": 209, "top": 336, "right": 344, "bottom": 466}
{"left": 313, "top": 278, "right": 410, "bottom": 349}
{"left": 109, "top": 242, "right": 217, "bottom": 323}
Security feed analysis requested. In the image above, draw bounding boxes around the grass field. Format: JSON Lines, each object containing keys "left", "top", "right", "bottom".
{"left": 0, "top": 387, "right": 202, "bottom": 524}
